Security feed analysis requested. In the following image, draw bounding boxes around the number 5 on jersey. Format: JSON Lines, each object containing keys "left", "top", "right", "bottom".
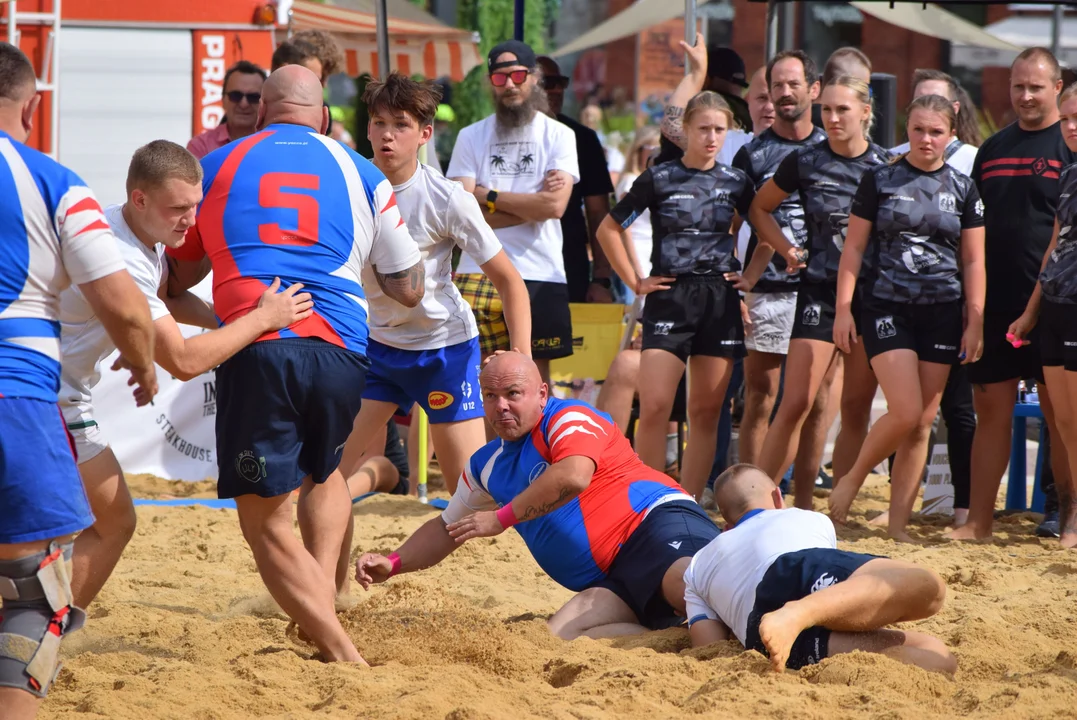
{"left": 258, "top": 172, "right": 320, "bottom": 246}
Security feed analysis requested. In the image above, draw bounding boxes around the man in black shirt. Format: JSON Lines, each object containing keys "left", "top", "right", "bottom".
{"left": 732, "top": 50, "right": 825, "bottom": 470}
{"left": 537, "top": 56, "right": 615, "bottom": 303}
{"left": 952, "top": 47, "right": 1076, "bottom": 542}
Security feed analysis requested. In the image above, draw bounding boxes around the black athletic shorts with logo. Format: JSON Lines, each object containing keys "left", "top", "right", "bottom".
{"left": 860, "top": 296, "right": 963, "bottom": 365}
{"left": 525, "top": 280, "right": 574, "bottom": 360}
{"left": 1040, "top": 299, "right": 1077, "bottom": 372}
{"left": 215, "top": 338, "right": 370, "bottom": 499}
{"left": 790, "top": 281, "right": 863, "bottom": 342}
{"left": 968, "top": 310, "right": 1045, "bottom": 385}
{"left": 641, "top": 276, "right": 746, "bottom": 361}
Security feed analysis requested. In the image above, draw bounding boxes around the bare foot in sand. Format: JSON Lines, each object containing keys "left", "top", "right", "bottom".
{"left": 869, "top": 511, "right": 890, "bottom": 527}
{"left": 828, "top": 477, "right": 858, "bottom": 525}
{"left": 888, "top": 529, "right": 915, "bottom": 544}
{"left": 946, "top": 523, "right": 992, "bottom": 542}
{"left": 758, "top": 605, "right": 809, "bottom": 672}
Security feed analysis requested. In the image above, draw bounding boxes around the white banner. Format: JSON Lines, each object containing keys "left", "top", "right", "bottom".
{"left": 92, "top": 276, "right": 219, "bottom": 481}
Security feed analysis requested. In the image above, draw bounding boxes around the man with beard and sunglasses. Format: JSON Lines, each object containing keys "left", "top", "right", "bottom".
{"left": 186, "top": 60, "right": 267, "bottom": 160}
{"left": 449, "top": 41, "right": 580, "bottom": 383}
{"left": 535, "top": 55, "right": 616, "bottom": 305}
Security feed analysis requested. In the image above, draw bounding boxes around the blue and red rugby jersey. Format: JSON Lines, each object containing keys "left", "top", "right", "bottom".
{"left": 442, "top": 397, "right": 693, "bottom": 591}
{"left": 168, "top": 123, "right": 419, "bottom": 355}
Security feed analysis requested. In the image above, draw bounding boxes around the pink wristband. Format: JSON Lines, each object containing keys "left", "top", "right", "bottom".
{"left": 496, "top": 504, "right": 518, "bottom": 530}
{"left": 387, "top": 552, "right": 402, "bottom": 577}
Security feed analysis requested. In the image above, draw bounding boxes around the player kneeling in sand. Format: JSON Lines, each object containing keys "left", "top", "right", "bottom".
{"left": 59, "top": 141, "right": 311, "bottom": 608}
{"left": 356, "top": 352, "right": 720, "bottom": 638}
{"left": 683, "top": 464, "right": 956, "bottom": 674}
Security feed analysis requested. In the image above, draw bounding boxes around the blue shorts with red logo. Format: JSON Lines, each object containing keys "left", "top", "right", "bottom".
{"left": 363, "top": 338, "right": 483, "bottom": 424}
{"left": 0, "top": 398, "right": 93, "bottom": 544}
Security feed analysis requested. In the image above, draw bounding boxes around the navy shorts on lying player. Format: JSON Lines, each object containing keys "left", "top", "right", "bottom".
{"left": 0, "top": 398, "right": 92, "bottom": 544}
{"left": 860, "top": 297, "right": 963, "bottom": 365}
{"left": 595, "top": 499, "right": 719, "bottom": 629}
{"left": 641, "top": 276, "right": 745, "bottom": 361}
{"left": 744, "top": 548, "right": 882, "bottom": 669}
{"left": 363, "top": 337, "right": 483, "bottom": 424}
{"left": 215, "top": 337, "right": 370, "bottom": 499}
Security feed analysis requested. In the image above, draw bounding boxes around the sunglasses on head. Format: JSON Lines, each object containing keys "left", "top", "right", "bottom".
{"left": 542, "top": 76, "right": 569, "bottom": 91}
{"left": 226, "top": 90, "right": 262, "bottom": 105}
{"left": 490, "top": 69, "right": 530, "bottom": 87}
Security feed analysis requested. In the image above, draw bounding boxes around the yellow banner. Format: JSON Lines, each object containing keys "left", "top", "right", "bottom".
{"left": 549, "top": 303, "right": 627, "bottom": 405}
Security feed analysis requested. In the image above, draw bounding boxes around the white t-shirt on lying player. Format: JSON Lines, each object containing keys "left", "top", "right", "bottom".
{"left": 363, "top": 162, "right": 503, "bottom": 351}
{"left": 682, "top": 507, "right": 836, "bottom": 645}
{"left": 447, "top": 112, "right": 580, "bottom": 284}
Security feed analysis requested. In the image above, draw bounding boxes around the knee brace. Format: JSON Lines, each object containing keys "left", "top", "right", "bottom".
{"left": 0, "top": 541, "right": 85, "bottom": 698}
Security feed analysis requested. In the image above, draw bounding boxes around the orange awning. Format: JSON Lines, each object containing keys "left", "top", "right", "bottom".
{"left": 289, "top": 0, "right": 481, "bottom": 81}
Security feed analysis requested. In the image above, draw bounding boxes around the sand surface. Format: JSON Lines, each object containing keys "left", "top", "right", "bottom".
{"left": 40, "top": 476, "right": 1077, "bottom": 720}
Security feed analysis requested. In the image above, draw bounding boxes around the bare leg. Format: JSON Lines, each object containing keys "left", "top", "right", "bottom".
{"left": 757, "top": 558, "right": 951, "bottom": 672}
{"left": 740, "top": 350, "right": 783, "bottom": 465}
{"left": 635, "top": 349, "right": 686, "bottom": 473}
{"left": 829, "top": 350, "right": 924, "bottom": 524}
{"left": 336, "top": 455, "right": 399, "bottom": 594}
{"left": 235, "top": 491, "right": 364, "bottom": 663}
{"left": 70, "top": 447, "right": 137, "bottom": 608}
{"left": 595, "top": 349, "right": 642, "bottom": 434}
{"left": 430, "top": 418, "right": 493, "bottom": 495}
{"left": 828, "top": 629, "right": 958, "bottom": 675}
{"left": 547, "top": 587, "right": 647, "bottom": 640}
{"left": 1040, "top": 371, "right": 1077, "bottom": 548}
{"left": 757, "top": 340, "right": 836, "bottom": 483}
{"left": 832, "top": 340, "right": 877, "bottom": 482}
{"left": 949, "top": 379, "right": 1019, "bottom": 540}
{"left": 792, "top": 354, "right": 841, "bottom": 509}
{"left": 681, "top": 355, "right": 734, "bottom": 500}
{"left": 887, "top": 361, "right": 950, "bottom": 542}
{"left": 339, "top": 400, "right": 397, "bottom": 479}
{"left": 296, "top": 472, "right": 352, "bottom": 584}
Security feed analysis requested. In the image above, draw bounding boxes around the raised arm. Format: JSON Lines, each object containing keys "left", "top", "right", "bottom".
{"left": 661, "top": 32, "right": 708, "bottom": 151}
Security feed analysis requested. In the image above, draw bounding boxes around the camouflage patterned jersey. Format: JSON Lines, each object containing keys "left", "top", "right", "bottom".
{"left": 610, "top": 159, "right": 755, "bottom": 276}
{"left": 851, "top": 158, "right": 984, "bottom": 305}
{"left": 1040, "top": 163, "right": 1077, "bottom": 304}
{"left": 772, "top": 139, "right": 891, "bottom": 284}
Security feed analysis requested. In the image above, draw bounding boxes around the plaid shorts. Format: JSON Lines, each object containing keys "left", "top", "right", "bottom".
{"left": 454, "top": 273, "right": 510, "bottom": 356}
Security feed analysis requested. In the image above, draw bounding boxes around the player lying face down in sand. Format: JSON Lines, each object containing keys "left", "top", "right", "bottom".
{"left": 356, "top": 352, "right": 721, "bottom": 639}
{"left": 682, "top": 464, "right": 957, "bottom": 674}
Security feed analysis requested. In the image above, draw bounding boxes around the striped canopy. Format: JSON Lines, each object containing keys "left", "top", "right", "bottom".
{"left": 290, "top": 0, "right": 482, "bottom": 81}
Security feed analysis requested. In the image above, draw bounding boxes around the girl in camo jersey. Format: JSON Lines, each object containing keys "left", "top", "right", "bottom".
{"left": 1009, "top": 82, "right": 1077, "bottom": 548}
{"left": 828, "top": 94, "right": 986, "bottom": 542}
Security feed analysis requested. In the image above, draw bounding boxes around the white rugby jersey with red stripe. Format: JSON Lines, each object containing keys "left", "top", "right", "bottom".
{"left": 441, "top": 397, "right": 691, "bottom": 591}
{"left": 0, "top": 130, "right": 125, "bottom": 401}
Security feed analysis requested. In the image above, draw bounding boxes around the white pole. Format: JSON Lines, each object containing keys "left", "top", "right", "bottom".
{"left": 1051, "top": 4, "right": 1063, "bottom": 61}
{"left": 765, "top": 0, "right": 778, "bottom": 61}
{"left": 7, "top": 1, "right": 16, "bottom": 45}
{"left": 684, "top": 0, "right": 697, "bottom": 76}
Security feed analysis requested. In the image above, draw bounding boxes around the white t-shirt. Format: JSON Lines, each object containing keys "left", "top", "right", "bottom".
{"left": 59, "top": 204, "right": 171, "bottom": 425}
{"left": 363, "top": 163, "right": 502, "bottom": 351}
{"left": 614, "top": 171, "right": 653, "bottom": 278}
{"left": 446, "top": 113, "right": 580, "bottom": 283}
{"left": 682, "top": 508, "right": 836, "bottom": 645}
{"left": 719, "top": 130, "right": 754, "bottom": 263}
{"left": 890, "top": 137, "right": 977, "bottom": 177}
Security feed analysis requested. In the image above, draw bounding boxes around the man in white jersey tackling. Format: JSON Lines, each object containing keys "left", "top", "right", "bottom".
{"left": 336, "top": 73, "right": 530, "bottom": 591}
{"left": 682, "top": 464, "right": 955, "bottom": 675}
{"left": 59, "top": 140, "right": 312, "bottom": 609}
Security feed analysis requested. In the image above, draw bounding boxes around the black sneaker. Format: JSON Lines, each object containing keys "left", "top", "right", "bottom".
{"left": 1036, "top": 510, "right": 1061, "bottom": 538}
{"left": 816, "top": 467, "right": 833, "bottom": 489}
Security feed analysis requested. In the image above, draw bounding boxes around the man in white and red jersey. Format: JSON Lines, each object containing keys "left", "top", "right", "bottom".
{"left": 356, "top": 352, "right": 720, "bottom": 639}
{"left": 166, "top": 65, "right": 422, "bottom": 665}
{"left": 0, "top": 43, "right": 157, "bottom": 718}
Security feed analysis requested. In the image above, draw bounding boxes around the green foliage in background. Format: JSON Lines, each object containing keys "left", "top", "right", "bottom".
{"left": 452, "top": 0, "right": 556, "bottom": 132}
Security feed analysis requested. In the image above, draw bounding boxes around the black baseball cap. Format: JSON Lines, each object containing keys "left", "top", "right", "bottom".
{"left": 707, "top": 46, "right": 748, "bottom": 88}
{"left": 488, "top": 40, "right": 537, "bottom": 73}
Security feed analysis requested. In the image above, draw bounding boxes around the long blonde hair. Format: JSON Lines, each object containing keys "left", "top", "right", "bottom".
{"left": 823, "top": 74, "right": 874, "bottom": 138}
{"left": 625, "top": 126, "right": 661, "bottom": 176}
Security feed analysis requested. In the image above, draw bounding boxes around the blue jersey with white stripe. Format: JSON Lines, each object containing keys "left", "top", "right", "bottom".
{"left": 0, "top": 130, "right": 125, "bottom": 401}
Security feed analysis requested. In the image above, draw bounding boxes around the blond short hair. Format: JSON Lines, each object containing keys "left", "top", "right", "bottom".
{"left": 126, "top": 140, "right": 203, "bottom": 195}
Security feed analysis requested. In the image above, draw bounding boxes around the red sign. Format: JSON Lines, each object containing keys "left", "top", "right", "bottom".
{"left": 192, "top": 30, "right": 274, "bottom": 137}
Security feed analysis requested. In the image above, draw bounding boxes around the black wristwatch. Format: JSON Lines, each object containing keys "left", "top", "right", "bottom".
{"left": 485, "top": 189, "right": 499, "bottom": 214}
{"left": 592, "top": 277, "right": 612, "bottom": 289}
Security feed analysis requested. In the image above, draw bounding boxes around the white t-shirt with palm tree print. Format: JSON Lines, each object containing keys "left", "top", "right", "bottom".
{"left": 447, "top": 112, "right": 580, "bottom": 283}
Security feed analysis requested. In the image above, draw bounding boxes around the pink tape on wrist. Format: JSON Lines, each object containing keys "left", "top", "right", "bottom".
{"left": 387, "top": 552, "right": 402, "bottom": 577}
{"left": 496, "top": 504, "right": 518, "bottom": 530}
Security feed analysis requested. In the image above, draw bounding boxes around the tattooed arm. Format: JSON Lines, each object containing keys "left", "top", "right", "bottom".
{"left": 374, "top": 259, "right": 426, "bottom": 308}
{"left": 661, "top": 32, "right": 708, "bottom": 151}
